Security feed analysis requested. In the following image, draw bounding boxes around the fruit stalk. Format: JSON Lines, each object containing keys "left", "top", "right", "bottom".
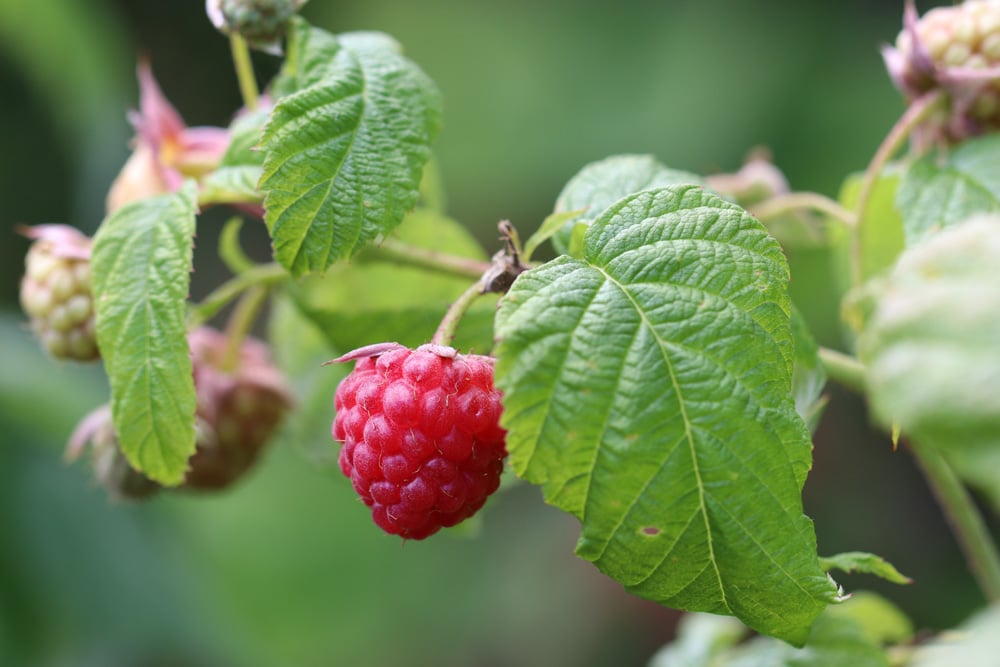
{"left": 230, "top": 33, "right": 260, "bottom": 111}
{"left": 431, "top": 279, "right": 485, "bottom": 347}
{"left": 851, "top": 89, "right": 946, "bottom": 287}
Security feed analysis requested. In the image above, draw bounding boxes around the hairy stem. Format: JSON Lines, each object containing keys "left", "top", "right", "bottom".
{"left": 221, "top": 285, "right": 269, "bottom": 372}
{"left": 851, "top": 90, "right": 946, "bottom": 286}
{"left": 230, "top": 33, "right": 260, "bottom": 111}
{"left": 187, "top": 262, "right": 287, "bottom": 329}
{"left": 909, "top": 438, "right": 1000, "bottom": 602}
{"left": 361, "top": 238, "right": 492, "bottom": 281}
{"left": 431, "top": 280, "right": 485, "bottom": 347}
{"left": 750, "top": 192, "right": 857, "bottom": 228}
{"left": 818, "top": 347, "right": 866, "bottom": 394}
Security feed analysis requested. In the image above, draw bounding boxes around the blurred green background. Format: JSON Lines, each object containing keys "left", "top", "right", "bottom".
{"left": 0, "top": 1, "right": 989, "bottom": 665}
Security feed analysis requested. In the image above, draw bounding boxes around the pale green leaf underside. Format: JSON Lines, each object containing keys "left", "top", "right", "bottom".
{"left": 495, "top": 185, "right": 835, "bottom": 644}
{"left": 260, "top": 20, "right": 442, "bottom": 276}
{"left": 897, "top": 135, "right": 1000, "bottom": 246}
{"left": 908, "top": 604, "right": 1000, "bottom": 667}
{"left": 91, "top": 183, "right": 198, "bottom": 485}
{"left": 856, "top": 216, "right": 1000, "bottom": 510}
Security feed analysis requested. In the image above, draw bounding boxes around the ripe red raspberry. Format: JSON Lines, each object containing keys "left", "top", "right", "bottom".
{"left": 19, "top": 224, "right": 99, "bottom": 362}
{"left": 331, "top": 343, "right": 507, "bottom": 540}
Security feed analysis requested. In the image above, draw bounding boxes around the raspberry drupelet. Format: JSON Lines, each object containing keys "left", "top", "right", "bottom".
{"left": 331, "top": 343, "right": 507, "bottom": 540}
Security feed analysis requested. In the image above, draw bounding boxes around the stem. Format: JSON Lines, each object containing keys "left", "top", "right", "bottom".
{"left": 361, "top": 238, "right": 492, "bottom": 281}
{"left": 431, "top": 280, "right": 485, "bottom": 347}
{"left": 909, "top": 438, "right": 1000, "bottom": 602}
{"left": 221, "top": 286, "right": 269, "bottom": 371}
{"left": 230, "top": 34, "right": 260, "bottom": 111}
{"left": 749, "top": 192, "right": 857, "bottom": 228}
{"left": 187, "top": 262, "right": 287, "bottom": 329}
{"left": 818, "top": 347, "right": 866, "bottom": 395}
{"left": 851, "top": 90, "right": 946, "bottom": 286}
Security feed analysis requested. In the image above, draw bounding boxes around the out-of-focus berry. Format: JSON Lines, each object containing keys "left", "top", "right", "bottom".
{"left": 19, "top": 224, "right": 99, "bottom": 362}
{"left": 884, "top": 0, "right": 1000, "bottom": 143}
{"left": 183, "top": 326, "right": 294, "bottom": 490}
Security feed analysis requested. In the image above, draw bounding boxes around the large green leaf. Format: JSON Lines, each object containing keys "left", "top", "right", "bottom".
{"left": 551, "top": 154, "right": 703, "bottom": 255}
{"left": 852, "top": 216, "right": 1000, "bottom": 509}
{"left": 91, "top": 183, "right": 198, "bottom": 485}
{"left": 259, "top": 19, "right": 443, "bottom": 275}
{"left": 908, "top": 604, "right": 1000, "bottom": 667}
{"left": 495, "top": 185, "right": 836, "bottom": 644}
{"left": 288, "top": 208, "right": 495, "bottom": 354}
{"left": 896, "top": 135, "right": 1000, "bottom": 246}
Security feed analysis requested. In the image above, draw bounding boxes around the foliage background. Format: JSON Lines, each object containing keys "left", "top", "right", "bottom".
{"left": 0, "top": 1, "right": 987, "bottom": 665}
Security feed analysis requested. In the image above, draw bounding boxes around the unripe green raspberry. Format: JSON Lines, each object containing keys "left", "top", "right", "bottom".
{"left": 886, "top": 0, "right": 1000, "bottom": 142}
{"left": 206, "top": 0, "right": 307, "bottom": 53}
{"left": 19, "top": 225, "right": 99, "bottom": 362}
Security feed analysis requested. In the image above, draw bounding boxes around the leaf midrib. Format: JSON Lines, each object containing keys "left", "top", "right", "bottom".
{"left": 594, "top": 264, "right": 730, "bottom": 611}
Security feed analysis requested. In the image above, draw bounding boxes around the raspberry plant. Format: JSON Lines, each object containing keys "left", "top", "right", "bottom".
{"left": 14, "top": 0, "right": 1000, "bottom": 663}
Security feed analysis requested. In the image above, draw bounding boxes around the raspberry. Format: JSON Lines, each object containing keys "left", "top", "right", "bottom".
{"left": 885, "top": 1, "right": 1000, "bottom": 142}
{"left": 67, "top": 406, "right": 161, "bottom": 501}
{"left": 182, "top": 326, "right": 294, "bottom": 490}
{"left": 331, "top": 343, "right": 507, "bottom": 540}
{"left": 207, "top": 0, "right": 304, "bottom": 52}
{"left": 19, "top": 224, "right": 99, "bottom": 362}
{"left": 65, "top": 327, "right": 293, "bottom": 496}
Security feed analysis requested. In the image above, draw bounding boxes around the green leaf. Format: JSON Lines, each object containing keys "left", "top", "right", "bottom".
{"left": 220, "top": 108, "right": 269, "bottom": 168}
{"left": 651, "top": 595, "right": 903, "bottom": 667}
{"left": 819, "top": 552, "right": 912, "bottom": 585}
{"left": 852, "top": 216, "right": 1000, "bottom": 509}
{"left": 896, "top": 135, "right": 1000, "bottom": 247}
{"left": 716, "top": 602, "right": 892, "bottom": 667}
{"left": 495, "top": 185, "right": 836, "bottom": 644}
{"left": 288, "top": 208, "right": 495, "bottom": 353}
{"left": 260, "top": 19, "right": 443, "bottom": 275}
{"left": 523, "top": 208, "right": 585, "bottom": 262}
{"left": 823, "top": 592, "right": 912, "bottom": 646}
{"left": 551, "top": 154, "right": 703, "bottom": 254}
{"left": 199, "top": 166, "right": 263, "bottom": 206}
{"left": 91, "top": 183, "right": 198, "bottom": 485}
{"left": 838, "top": 168, "right": 905, "bottom": 281}
{"left": 791, "top": 305, "right": 827, "bottom": 434}
{"left": 268, "top": 293, "right": 344, "bottom": 469}
{"left": 908, "top": 604, "right": 1000, "bottom": 667}
{"left": 648, "top": 613, "right": 747, "bottom": 667}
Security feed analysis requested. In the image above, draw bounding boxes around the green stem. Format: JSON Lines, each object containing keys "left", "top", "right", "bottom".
{"left": 230, "top": 33, "right": 260, "bottom": 111}
{"left": 361, "top": 238, "right": 492, "bottom": 281}
{"left": 187, "top": 262, "right": 287, "bottom": 329}
{"left": 431, "top": 280, "right": 485, "bottom": 347}
{"left": 851, "top": 89, "right": 946, "bottom": 287}
{"left": 750, "top": 192, "right": 857, "bottom": 228}
{"left": 818, "top": 347, "right": 866, "bottom": 394}
{"left": 909, "top": 438, "right": 1000, "bottom": 602}
{"left": 221, "top": 285, "right": 269, "bottom": 372}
